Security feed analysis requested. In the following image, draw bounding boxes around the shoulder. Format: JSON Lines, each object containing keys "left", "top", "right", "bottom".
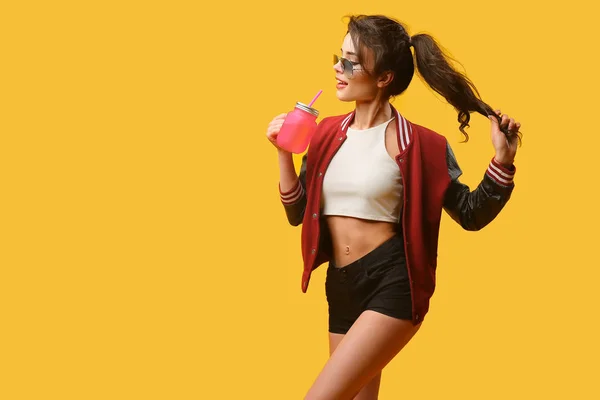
{"left": 317, "top": 112, "right": 352, "bottom": 130}
{"left": 410, "top": 121, "right": 449, "bottom": 146}
{"left": 311, "top": 112, "right": 352, "bottom": 142}
{"left": 409, "top": 121, "right": 461, "bottom": 179}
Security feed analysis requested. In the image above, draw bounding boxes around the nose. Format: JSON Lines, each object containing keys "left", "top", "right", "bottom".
{"left": 333, "top": 60, "right": 343, "bottom": 74}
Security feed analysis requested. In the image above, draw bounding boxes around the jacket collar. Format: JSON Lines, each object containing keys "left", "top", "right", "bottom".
{"left": 339, "top": 104, "right": 413, "bottom": 152}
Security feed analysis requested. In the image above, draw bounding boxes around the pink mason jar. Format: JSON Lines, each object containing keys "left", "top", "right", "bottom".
{"left": 276, "top": 102, "right": 319, "bottom": 154}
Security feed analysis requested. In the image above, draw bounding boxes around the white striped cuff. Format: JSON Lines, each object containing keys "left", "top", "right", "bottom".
{"left": 279, "top": 179, "right": 305, "bottom": 205}
{"left": 486, "top": 158, "right": 516, "bottom": 186}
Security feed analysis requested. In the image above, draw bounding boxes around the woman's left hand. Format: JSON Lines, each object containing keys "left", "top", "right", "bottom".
{"left": 489, "top": 110, "right": 520, "bottom": 167}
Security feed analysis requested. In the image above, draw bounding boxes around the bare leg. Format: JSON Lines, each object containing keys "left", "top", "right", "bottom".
{"left": 306, "top": 311, "right": 421, "bottom": 400}
{"left": 329, "top": 333, "right": 381, "bottom": 400}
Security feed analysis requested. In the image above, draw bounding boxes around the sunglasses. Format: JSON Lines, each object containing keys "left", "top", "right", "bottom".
{"left": 333, "top": 54, "right": 363, "bottom": 79}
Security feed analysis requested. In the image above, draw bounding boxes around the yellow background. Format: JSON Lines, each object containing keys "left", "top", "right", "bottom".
{"left": 1, "top": 1, "right": 598, "bottom": 399}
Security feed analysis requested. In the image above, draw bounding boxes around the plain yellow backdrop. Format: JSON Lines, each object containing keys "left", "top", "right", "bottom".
{"left": 1, "top": 1, "right": 598, "bottom": 399}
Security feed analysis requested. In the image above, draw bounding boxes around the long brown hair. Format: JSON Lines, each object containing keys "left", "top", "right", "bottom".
{"left": 346, "top": 14, "right": 521, "bottom": 143}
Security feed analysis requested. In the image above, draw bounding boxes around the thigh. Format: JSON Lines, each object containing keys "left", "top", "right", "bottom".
{"left": 307, "top": 311, "right": 421, "bottom": 400}
{"left": 329, "top": 333, "right": 381, "bottom": 400}
{"left": 329, "top": 332, "right": 345, "bottom": 355}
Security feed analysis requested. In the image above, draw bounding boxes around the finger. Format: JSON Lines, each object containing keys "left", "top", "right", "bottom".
{"left": 500, "top": 115, "right": 510, "bottom": 131}
{"left": 268, "top": 124, "right": 283, "bottom": 135}
{"left": 489, "top": 109, "right": 501, "bottom": 122}
{"left": 266, "top": 127, "right": 277, "bottom": 137}
{"left": 268, "top": 120, "right": 285, "bottom": 131}
{"left": 268, "top": 114, "right": 287, "bottom": 126}
{"left": 508, "top": 118, "right": 516, "bottom": 132}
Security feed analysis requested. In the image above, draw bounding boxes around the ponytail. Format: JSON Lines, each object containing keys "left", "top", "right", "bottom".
{"left": 411, "top": 33, "right": 521, "bottom": 144}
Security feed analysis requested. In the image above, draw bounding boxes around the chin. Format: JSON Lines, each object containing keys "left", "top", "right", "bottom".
{"left": 335, "top": 89, "right": 355, "bottom": 102}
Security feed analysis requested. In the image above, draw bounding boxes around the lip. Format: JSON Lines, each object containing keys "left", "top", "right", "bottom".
{"left": 336, "top": 76, "right": 348, "bottom": 89}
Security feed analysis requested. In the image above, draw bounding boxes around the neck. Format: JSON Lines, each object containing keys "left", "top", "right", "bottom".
{"left": 351, "top": 98, "right": 393, "bottom": 130}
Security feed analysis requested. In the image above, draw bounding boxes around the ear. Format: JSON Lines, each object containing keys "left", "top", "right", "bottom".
{"left": 377, "top": 71, "right": 394, "bottom": 88}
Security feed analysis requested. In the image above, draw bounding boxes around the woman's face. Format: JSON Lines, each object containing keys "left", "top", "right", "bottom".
{"left": 334, "top": 33, "right": 380, "bottom": 103}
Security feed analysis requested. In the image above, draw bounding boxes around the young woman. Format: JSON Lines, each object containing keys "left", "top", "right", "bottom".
{"left": 266, "top": 14, "right": 521, "bottom": 400}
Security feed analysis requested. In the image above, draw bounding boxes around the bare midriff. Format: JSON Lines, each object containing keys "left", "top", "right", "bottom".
{"left": 325, "top": 216, "right": 399, "bottom": 268}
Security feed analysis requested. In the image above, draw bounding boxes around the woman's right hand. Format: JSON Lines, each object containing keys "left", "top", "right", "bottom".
{"left": 266, "top": 113, "right": 288, "bottom": 151}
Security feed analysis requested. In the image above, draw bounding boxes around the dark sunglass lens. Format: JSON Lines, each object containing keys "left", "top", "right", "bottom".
{"left": 342, "top": 59, "right": 353, "bottom": 78}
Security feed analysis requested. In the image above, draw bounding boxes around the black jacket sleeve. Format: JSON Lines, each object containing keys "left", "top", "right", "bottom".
{"left": 443, "top": 140, "right": 515, "bottom": 231}
{"left": 279, "top": 154, "right": 308, "bottom": 226}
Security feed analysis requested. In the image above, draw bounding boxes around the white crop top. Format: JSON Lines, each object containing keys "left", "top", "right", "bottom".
{"left": 321, "top": 118, "right": 403, "bottom": 223}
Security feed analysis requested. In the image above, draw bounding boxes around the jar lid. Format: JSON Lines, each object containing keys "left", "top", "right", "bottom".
{"left": 295, "top": 102, "right": 319, "bottom": 117}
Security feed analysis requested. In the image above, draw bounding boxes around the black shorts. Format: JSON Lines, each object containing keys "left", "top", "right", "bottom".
{"left": 325, "top": 233, "right": 412, "bottom": 334}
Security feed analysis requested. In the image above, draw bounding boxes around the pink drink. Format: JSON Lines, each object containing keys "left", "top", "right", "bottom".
{"left": 276, "top": 102, "right": 319, "bottom": 154}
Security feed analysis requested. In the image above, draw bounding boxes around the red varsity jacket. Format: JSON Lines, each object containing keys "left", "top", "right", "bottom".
{"left": 279, "top": 105, "right": 515, "bottom": 324}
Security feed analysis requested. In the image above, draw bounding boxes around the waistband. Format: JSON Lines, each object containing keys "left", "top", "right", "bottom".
{"left": 329, "top": 233, "right": 404, "bottom": 276}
